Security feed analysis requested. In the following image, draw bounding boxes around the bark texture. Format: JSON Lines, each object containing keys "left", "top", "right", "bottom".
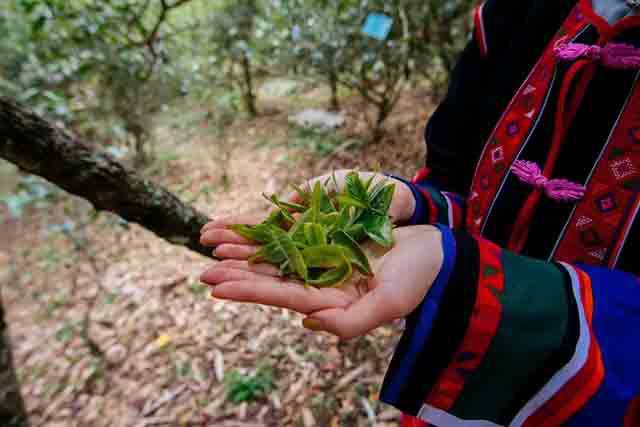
{"left": 0, "top": 97, "right": 213, "bottom": 258}
{"left": 0, "top": 292, "right": 29, "bottom": 427}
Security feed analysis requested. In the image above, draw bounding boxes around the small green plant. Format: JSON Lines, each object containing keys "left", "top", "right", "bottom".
{"left": 225, "top": 367, "right": 275, "bottom": 404}
{"left": 55, "top": 323, "right": 75, "bottom": 343}
{"left": 229, "top": 171, "right": 395, "bottom": 287}
{"left": 189, "top": 282, "right": 210, "bottom": 296}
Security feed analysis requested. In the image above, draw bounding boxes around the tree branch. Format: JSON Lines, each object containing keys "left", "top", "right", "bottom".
{"left": 0, "top": 97, "right": 213, "bottom": 259}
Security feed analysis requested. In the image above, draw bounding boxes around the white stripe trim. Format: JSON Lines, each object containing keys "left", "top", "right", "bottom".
{"left": 509, "top": 262, "right": 590, "bottom": 427}
{"left": 443, "top": 192, "right": 454, "bottom": 228}
{"left": 417, "top": 404, "right": 504, "bottom": 427}
{"left": 549, "top": 70, "right": 640, "bottom": 260}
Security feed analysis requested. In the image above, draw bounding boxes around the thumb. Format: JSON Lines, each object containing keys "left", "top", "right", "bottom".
{"left": 302, "top": 286, "right": 398, "bottom": 340}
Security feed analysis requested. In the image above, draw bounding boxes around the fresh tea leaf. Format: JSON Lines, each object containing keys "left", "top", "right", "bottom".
{"left": 263, "top": 194, "right": 296, "bottom": 223}
{"left": 307, "top": 259, "right": 352, "bottom": 287}
{"left": 370, "top": 183, "right": 395, "bottom": 213}
{"left": 337, "top": 195, "right": 367, "bottom": 209}
{"left": 304, "top": 223, "right": 327, "bottom": 246}
{"left": 345, "top": 171, "right": 370, "bottom": 204}
{"left": 268, "top": 195, "right": 307, "bottom": 213}
{"left": 302, "top": 245, "right": 347, "bottom": 269}
{"left": 342, "top": 224, "right": 366, "bottom": 242}
{"left": 229, "top": 170, "right": 396, "bottom": 288}
{"left": 264, "top": 209, "right": 293, "bottom": 228}
{"left": 228, "top": 223, "right": 274, "bottom": 244}
{"left": 291, "top": 183, "right": 311, "bottom": 205}
{"left": 331, "top": 230, "right": 372, "bottom": 275}
{"left": 359, "top": 213, "right": 393, "bottom": 247}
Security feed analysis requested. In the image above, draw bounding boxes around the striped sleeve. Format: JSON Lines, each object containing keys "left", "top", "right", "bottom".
{"left": 380, "top": 229, "right": 640, "bottom": 427}
{"left": 395, "top": 168, "right": 466, "bottom": 229}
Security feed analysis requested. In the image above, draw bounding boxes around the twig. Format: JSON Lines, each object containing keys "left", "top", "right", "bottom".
{"left": 142, "top": 384, "right": 189, "bottom": 417}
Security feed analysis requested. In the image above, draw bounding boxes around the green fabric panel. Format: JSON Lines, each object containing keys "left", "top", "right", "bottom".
{"left": 449, "top": 250, "right": 569, "bottom": 421}
{"left": 422, "top": 186, "right": 450, "bottom": 225}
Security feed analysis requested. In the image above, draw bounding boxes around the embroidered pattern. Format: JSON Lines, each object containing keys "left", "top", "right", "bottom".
{"left": 467, "top": 4, "right": 588, "bottom": 235}
{"left": 553, "top": 75, "right": 640, "bottom": 266}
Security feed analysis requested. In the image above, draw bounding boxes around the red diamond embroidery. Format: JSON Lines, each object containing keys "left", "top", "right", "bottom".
{"left": 576, "top": 216, "right": 593, "bottom": 229}
{"left": 491, "top": 147, "right": 504, "bottom": 164}
{"left": 611, "top": 158, "right": 636, "bottom": 180}
{"left": 588, "top": 248, "right": 607, "bottom": 261}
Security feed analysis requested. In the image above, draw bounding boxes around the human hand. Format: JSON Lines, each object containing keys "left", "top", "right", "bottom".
{"left": 199, "top": 169, "right": 417, "bottom": 257}
{"left": 200, "top": 226, "right": 443, "bottom": 339}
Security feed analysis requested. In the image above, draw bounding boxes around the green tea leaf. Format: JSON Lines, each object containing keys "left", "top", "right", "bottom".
{"left": 307, "top": 259, "right": 352, "bottom": 287}
{"left": 370, "top": 184, "right": 395, "bottom": 213}
{"left": 345, "top": 171, "right": 369, "bottom": 204}
{"left": 331, "top": 230, "right": 372, "bottom": 275}
{"left": 342, "top": 224, "right": 366, "bottom": 242}
{"left": 309, "top": 182, "right": 323, "bottom": 223}
{"left": 304, "top": 223, "right": 327, "bottom": 246}
{"left": 359, "top": 213, "right": 394, "bottom": 247}
{"left": 364, "top": 174, "right": 376, "bottom": 191}
{"left": 230, "top": 170, "right": 396, "bottom": 288}
{"left": 264, "top": 209, "right": 293, "bottom": 228}
{"left": 302, "top": 245, "right": 347, "bottom": 269}
{"left": 250, "top": 240, "right": 287, "bottom": 264}
{"left": 263, "top": 194, "right": 297, "bottom": 222}
{"left": 228, "top": 223, "right": 274, "bottom": 244}
{"left": 291, "top": 183, "right": 311, "bottom": 205}
{"left": 268, "top": 195, "right": 307, "bottom": 213}
{"left": 250, "top": 228, "right": 307, "bottom": 281}
{"left": 337, "top": 195, "right": 367, "bottom": 209}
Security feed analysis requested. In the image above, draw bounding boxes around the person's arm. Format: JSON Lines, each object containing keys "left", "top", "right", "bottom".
{"left": 381, "top": 227, "right": 640, "bottom": 426}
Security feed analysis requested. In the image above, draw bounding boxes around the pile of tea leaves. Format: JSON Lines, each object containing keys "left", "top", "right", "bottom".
{"left": 228, "top": 172, "right": 395, "bottom": 287}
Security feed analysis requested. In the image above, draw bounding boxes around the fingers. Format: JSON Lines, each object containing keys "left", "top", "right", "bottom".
{"left": 201, "top": 269, "right": 353, "bottom": 315}
{"left": 211, "top": 259, "right": 282, "bottom": 277}
{"left": 302, "top": 281, "right": 398, "bottom": 340}
{"left": 201, "top": 228, "right": 254, "bottom": 247}
{"left": 213, "top": 244, "right": 260, "bottom": 260}
{"left": 200, "top": 213, "right": 265, "bottom": 234}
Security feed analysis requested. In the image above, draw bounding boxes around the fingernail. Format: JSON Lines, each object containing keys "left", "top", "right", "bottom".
{"left": 302, "top": 318, "right": 323, "bottom": 331}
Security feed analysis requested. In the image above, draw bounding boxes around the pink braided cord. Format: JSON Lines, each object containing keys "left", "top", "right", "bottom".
{"left": 511, "top": 160, "right": 585, "bottom": 202}
{"left": 554, "top": 41, "right": 640, "bottom": 69}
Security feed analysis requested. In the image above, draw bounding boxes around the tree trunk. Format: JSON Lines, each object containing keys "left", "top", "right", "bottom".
{"left": 328, "top": 70, "right": 340, "bottom": 112}
{"left": 0, "top": 292, "right": 29, "bottom": 427}
{"left": 240, "top": 53, "right": 257, "bottom": 117}
{"left": 133, "top": 131, "right": 149, "bottom": 167}
{"left": 0, "top": 97, "right": 213, "bottom": 258}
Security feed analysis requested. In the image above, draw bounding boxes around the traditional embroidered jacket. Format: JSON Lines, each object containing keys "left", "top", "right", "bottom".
{"left": 380, "top": 0, "right": 640, "bottom": 426}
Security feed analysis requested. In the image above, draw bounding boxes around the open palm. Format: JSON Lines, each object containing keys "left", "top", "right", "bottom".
{"left": 200, "top": 226, "right": 443, "bottom": 339}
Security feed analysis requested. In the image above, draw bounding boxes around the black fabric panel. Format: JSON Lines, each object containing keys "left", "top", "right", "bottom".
{"left": 480, "top": 25, "right": 597, "bottom": 248}
{"left": 614, "top": 192, "right": 640, "bottom": 274}
{"left": 497, "top": 263, "right": 580, "bottom": 424}
{"left": 525, "top": 65, "right": 640, "bottom": 259}
{"left": 606, "top": 28, "right": 640, "bottom": 274}
{"left": 425, "top": 0, "right": 579, "bottom": 196}
{"left": 387, "top": 230, "right": 479, "bottom": 414}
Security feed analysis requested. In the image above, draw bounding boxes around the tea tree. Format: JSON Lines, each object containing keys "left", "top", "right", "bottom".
{"left": 229, "top": 172, "right": 395, "bottom": 287}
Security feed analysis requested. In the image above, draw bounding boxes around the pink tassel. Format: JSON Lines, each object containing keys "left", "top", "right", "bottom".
{"left": 554, "top": 42, "right": 640, "bottom": 69}
{"left": 511, "top": 160, "right": 585, "bottom": 202}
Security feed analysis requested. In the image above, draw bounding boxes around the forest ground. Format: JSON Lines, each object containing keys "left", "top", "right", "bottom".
{"left": 0, "top": 78, "right": 435, "bottom": 427}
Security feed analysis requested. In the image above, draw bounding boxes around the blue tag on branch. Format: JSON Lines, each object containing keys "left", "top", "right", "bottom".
{"left": 362, "top": 13, "right": 393, "bottom": 41}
